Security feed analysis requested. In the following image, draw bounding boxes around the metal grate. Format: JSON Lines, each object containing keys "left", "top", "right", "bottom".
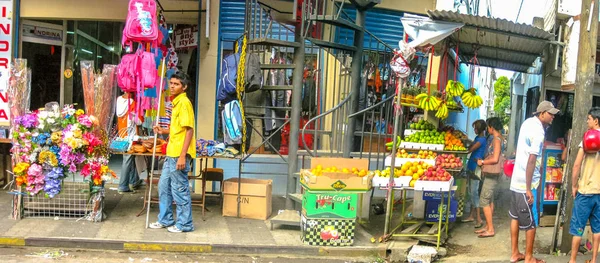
{"left": 22, "top": 180, "right": 100, "bottom": 219}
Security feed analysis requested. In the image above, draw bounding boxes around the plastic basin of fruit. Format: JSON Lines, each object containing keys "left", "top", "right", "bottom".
{"left": 384, "top": 156, "right": 436, "bottom": 167}
{"left": 372, "top": 176, "right": 412, "bottom": 188}
{"left": 413, "top": 177, "right": 454, "bottom": 192}
{"left": 400, "top": 142, "right": 444, "bottom": 151}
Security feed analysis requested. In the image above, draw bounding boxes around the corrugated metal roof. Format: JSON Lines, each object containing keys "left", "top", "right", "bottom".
{"left": 428, "top": 10, "right": 554, "bottom": 40}
{"left": 427, "top": 10, "right": 555, "bottom": 73}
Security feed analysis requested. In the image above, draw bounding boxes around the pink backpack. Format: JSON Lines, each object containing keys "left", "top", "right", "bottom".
{"left": 117, "top": 49, "right": 157, "bottom": 117}
{"left": 118, "top": 49, "right": 157, "bottom": 92}
{"left": 122, "top": 0, "right": 159, "bottom": 50}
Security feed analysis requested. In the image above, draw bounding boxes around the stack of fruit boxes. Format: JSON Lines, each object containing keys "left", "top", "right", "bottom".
{"left": 300, "top": 158, "right": 371, "bottom": 246}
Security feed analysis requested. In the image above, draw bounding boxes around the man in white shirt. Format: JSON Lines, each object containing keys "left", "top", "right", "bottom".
{"left": 510, "top": 101, "right": 558, "bottom": 263}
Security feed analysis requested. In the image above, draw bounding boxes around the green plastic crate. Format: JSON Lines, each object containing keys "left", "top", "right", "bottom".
{"left": 302, "top": 191, "right": 358, "bottom": 219}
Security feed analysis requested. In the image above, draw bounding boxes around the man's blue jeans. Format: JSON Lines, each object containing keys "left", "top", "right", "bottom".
{"left": 157, "top": 156, "right": 194, "bottom": 232}
{"left": 118, "top": 154, "right": 140, "bottom": 192}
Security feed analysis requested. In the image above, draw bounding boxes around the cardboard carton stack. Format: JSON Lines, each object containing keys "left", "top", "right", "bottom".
{"left": 299, "top": 158, "right": 372, "bottom": 246}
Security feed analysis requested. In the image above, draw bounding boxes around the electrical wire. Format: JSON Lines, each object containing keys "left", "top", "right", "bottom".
{"left": 515, "top": 0, "right": 525, "bottom": 22}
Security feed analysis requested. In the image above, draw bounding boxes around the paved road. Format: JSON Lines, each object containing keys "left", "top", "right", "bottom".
{"left": 0, "top": 246, "right": 374, "bottom": 263}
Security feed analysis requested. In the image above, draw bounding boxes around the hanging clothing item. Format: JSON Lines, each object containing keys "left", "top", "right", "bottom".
{"left": 264, "top": 68, "right": 287, "bottom": 132}
{"left": 367, "top": 68, "right": 382, "bottom": 92}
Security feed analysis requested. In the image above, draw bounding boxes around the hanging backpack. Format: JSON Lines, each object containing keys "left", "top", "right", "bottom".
{"left": 117, "top": 49, "right": 157, "bottom": 92}
{"left": 245, "top": 53, "right": 263, "bottom": 93}
{"left": 117, "top": 54, "right": 138, "bottom": 93}
{"left": 222, "top": 100, "right": 243, "bottom": 145}
{"left": 122, "top": 0, "right": 159, "bottom": 50}
{"left": 217, "top": 53, "right": 240, "bottom": 103}
{"left": 217, "top": 53, "right": 263, "bottom": 103}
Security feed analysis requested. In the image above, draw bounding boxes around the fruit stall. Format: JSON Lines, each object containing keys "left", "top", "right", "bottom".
{"left": 376, "top": 40, "right": 477, "bottom": 248}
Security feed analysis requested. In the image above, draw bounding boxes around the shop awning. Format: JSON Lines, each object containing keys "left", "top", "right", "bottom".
{"left": 426, "top": 10, "right": 556, "bottom": 73}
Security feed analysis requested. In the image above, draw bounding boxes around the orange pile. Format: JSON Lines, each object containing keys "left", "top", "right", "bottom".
{"left": 444, "top": 132, "right": 466, "bottom": 151}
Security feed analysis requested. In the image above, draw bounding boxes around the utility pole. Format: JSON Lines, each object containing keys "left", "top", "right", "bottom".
{"left": 560, "top": 0, "right": 598, "bottom": 253}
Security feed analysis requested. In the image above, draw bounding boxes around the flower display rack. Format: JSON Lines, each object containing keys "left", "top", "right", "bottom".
{"left": 21, "top": 180, "right": 100, "bottom": 219}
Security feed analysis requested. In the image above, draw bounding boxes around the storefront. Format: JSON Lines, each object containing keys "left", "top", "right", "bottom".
{"left": 16, "top": 0, "right": 217, "bottom": 140}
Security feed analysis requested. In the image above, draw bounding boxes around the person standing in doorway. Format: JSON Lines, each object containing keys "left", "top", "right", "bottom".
{"left": 568, "top": 107, "right": 600, "bottom": 263}
{"left": 150, "top": 73, "right": 196, "bottom": 233}
{"left": 462, "top": 119, "right": 487, "bottom": 229}
{"left": 510, "top": 101, "right": 558, "bottom": 263}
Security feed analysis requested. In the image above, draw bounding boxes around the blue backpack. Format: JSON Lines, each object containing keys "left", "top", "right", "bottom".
{"left": 217, "top": 53, "right": 263, "bottom": 103}
{"left": 222, "top": 100, "right": 242, "bottom": 145}
{"left": 217, "top": 54, "right": 240, "bottom": 103}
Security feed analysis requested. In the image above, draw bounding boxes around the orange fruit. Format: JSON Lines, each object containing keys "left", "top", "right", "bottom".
{"left": 406, "top": 170, "right": 414, "bottom": 176}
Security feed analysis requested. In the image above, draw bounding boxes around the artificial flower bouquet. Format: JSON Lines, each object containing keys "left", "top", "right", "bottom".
{"left": 11, "top": 103, "right": 116, "bottom": 198}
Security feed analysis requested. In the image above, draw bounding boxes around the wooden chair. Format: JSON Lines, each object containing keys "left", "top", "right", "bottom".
{"left": 201, "top": 168, "right": 224, "bottom": 219}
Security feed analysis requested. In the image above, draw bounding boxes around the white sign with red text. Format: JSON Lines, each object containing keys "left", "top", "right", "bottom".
{"left": 174, "top": 25, "right": 198, "bottom": 49}
{"left": 0, "top": 0, "right": 12, "bottom": 127}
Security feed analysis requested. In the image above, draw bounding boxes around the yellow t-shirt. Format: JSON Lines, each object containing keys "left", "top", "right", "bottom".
{"left": 166, "top": 93, "right": 196, "bottom": 158}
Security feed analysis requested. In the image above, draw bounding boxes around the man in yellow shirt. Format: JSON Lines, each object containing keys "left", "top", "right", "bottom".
{"left": 150, "top": 73, "right": 196, "bottom": 233}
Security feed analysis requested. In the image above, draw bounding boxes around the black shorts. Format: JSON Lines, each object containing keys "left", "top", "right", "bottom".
{"left": 508, "top": 189, "right": 539, "bottom": 231}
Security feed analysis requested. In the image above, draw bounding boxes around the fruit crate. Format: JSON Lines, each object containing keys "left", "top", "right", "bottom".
{"left": 414, "top": 177, "right": 454, "bottom": 191}
{"left": 372, "top": 176, "right": 412, "bottom": 188}
{"left": 300, "top": 170, "right": 373, "bottom": 192}
{"left": 301, "top": 214, "right": 356, "bottom": 246}
{"left": 384, "top": 156, "right": 436, "bottom": 167}
{"left": 301, "top": 158, "right": 372, "bottom": 192}
{"left": 301, "top": 191, "right": 358, "bottom": 219}
{"left": 400, "top": 142, "right": 444, "bottom": 151}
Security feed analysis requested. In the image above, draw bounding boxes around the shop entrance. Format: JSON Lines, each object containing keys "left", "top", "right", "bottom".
{"left": 21, "top": 42, "right": 62, "bottom": 110}
{"left": 19, "top": 20, "right": 65, "bottom": 110}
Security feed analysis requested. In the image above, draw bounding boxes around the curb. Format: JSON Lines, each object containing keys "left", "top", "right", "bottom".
{"left": 0, "top": 236, "right": 387, "bottom": 258}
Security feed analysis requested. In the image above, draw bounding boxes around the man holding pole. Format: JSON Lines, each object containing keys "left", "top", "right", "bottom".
{"left": 510, "top": 101, "right": 558, "bottom": 263}
{"left": 150, "top": 72, "right": 196, "bottom": 233}
{"left": 568, "top": 107, "right": 600, "bottom": 263}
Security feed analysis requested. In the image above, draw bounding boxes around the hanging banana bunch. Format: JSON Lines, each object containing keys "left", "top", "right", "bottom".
{"left": 435, "top": 102, "right": 449, "bottom": 119}
{"left": 461, "top": 88, "right": 484, "bottom": 109}
{"left": 415, "top": 93, "right": 441, "bottom": 111}
{"left": 446, "top": 80, "right": 465, "bottom": 97}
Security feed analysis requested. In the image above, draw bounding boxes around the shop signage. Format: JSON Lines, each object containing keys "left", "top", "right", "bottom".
{"left": 22, "top": 24, "right": 62, "bottom": 42}
{"left": 0, "top": 0, "right": 13, "bottom": 127}
{"left": 174, "top": 25, "right": 198, "bottom": 49}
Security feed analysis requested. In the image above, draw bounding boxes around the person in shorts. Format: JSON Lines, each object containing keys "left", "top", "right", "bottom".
{"left": 568, "top": 107, "right": 600, "bottom": 263}
{"left": 474, "top": 117, "right": 504, "bottom": 238}
{"left": 509, "top": 101, "right": 558, "bottom": 263}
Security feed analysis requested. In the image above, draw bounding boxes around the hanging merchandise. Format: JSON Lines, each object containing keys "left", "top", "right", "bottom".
{"left": 222, "top": 100, "right": 243, "bottom": 145}
{"left": 122, "top": 0, "right": 159, "bottom": 50}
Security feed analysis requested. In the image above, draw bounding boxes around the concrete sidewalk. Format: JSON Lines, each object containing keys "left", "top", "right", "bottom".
{"left": 0, "top": 185, "right": 390, "bottom": 261}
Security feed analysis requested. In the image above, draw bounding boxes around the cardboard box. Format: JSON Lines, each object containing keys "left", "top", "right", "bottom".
{"left": 301, "top": 214, "right": 356, "bottom": 246}
{"left": 300, "top": 157, "right": 372, "bottom": 192}
{"left": 425, "top": 199, "right": 458, "bottom": 223}
{"left": 302, "top": 191, "right": 358, "bottom": 219}
{"left": 223, "top": 178, "right": 272, "bottom": 220}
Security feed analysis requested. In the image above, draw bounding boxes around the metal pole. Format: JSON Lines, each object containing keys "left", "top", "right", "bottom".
{"left": 145, "top": 57, "right": 167, "bottom": 228}
{"left": 384, "top": 77, "right": 403, "bottom": 235}
{"left": 285, "top": 24, "right": 306, "bottom": 210}
{"left": 343, "top": 9, "right": 365, "bottom": 158}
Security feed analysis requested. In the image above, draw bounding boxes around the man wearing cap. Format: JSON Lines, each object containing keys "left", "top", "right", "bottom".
{"left": 509, "top": 101, "right": 558, "bottom": 263}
